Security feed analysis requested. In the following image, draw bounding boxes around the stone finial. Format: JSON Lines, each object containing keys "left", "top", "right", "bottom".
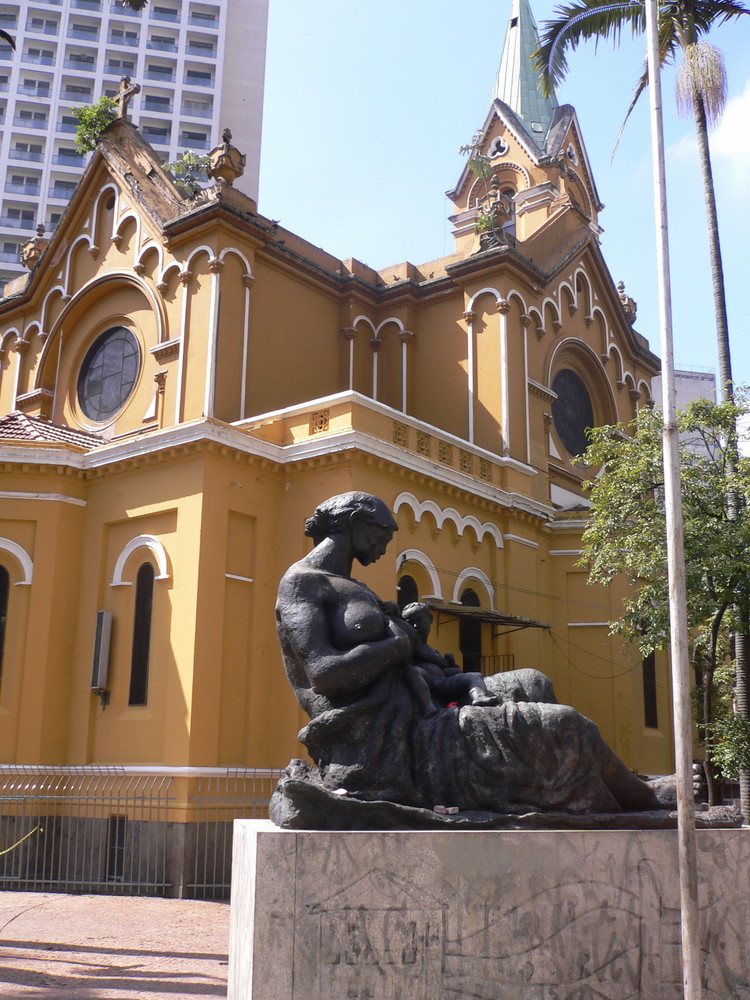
{"left": 20, "top": 224, "right": 49, "bottom": 270}
{"left": 115, "top": 75, "right": 141, "bottom": 120}
{"left": 207, "top": 127, "right": 246, "bottom": 187}
{"left": 617, "top": 280, "right": 638, "bottom": 325}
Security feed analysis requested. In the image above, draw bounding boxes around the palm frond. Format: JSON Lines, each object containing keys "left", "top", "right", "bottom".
{"left": 686, "top": 0, "right": 750, "bottom": 38}
{"left": 611, "top": 65, "right": 648, "bottom": 159}
{"left": 0, "top": 28, "right": 15, "bottom": 49}
{"left": 535, "top": 0, "right": 748, "bottom": 97}
{"left": 534, "top": 0, "right": 645, "bottom": 95}
{"left": 610, "top": 14, "right": 680, "bottom": 158}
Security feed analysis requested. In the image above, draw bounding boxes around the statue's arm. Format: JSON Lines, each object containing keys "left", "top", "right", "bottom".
{"left": 278, "top": 572, "right": 414, "bottom": 697}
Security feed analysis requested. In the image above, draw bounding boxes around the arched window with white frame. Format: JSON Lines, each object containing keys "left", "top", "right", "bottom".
{"left": 128, "top": 562, "right": 155, "bottom": 706}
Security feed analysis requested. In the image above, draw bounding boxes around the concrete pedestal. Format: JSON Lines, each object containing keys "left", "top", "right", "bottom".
{"left": 228, "top": 820, "right": 750, "bottom": 1000}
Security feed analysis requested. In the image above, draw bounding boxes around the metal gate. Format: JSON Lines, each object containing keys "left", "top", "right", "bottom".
{"left": 0, "top": 765, "right": 283, "bottom": 898}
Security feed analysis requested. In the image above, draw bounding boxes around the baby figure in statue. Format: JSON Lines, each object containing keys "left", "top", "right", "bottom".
{"left": 400, "top": 601, "right": 498, "bottom": 715}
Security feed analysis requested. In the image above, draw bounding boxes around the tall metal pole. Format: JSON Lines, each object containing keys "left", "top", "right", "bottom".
{"left": 644, "top": 0, "right": 702, "bottom": 996}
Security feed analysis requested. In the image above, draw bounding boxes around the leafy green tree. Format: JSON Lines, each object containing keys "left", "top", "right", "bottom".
{"left": 580, "top": 398, "right": 750, "bottom": 803}
{"left": 164, "top": 151, "right": 211, "bottom": 197}
{"left": 72, "top": 96, "right": 118, "bottom": 154}
{"left": 535, "top": 0, "right": 750, "bottom": 818}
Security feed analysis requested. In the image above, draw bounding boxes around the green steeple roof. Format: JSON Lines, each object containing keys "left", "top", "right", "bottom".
{"left": 491, "top": 0, "right": 558, "bottom": 147}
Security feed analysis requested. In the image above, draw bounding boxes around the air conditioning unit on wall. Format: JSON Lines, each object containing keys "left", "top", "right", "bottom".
{"left": 90, "top": 609, "right": 113, "bottom": 693}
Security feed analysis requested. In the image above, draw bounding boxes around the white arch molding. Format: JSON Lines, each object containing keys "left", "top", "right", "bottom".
{"left": 111, "top": 534, "right": 170, "bottom": 587}
{"left": 546, "top": 337, "right": 618, "bottom": 421}
{"left": 395, "top": 549, "right": 442, "bottom": 599}
{"left": 36, "top": 270, "right": 170, "bottom": 386}
{"left": 393, "top": 492, "right": 503, "bottom": 548}
{"left": 0, "top": 538, "right": 33, "bottom": 585}
{"left": 452, "top": 567, "right": 495, "bottom": 608}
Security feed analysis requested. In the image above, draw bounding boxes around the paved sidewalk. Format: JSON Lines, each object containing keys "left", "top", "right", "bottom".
{"left": 0, "top": 892, "right": 230, "bottom": 999}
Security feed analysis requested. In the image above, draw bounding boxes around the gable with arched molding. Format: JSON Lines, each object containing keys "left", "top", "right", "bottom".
{"left": 32, "top": 272, "right": 169, "bottom": 433}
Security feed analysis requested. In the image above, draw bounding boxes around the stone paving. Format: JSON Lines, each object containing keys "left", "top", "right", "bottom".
{"left": 0, "top": 891, "right": 229, "bottom": 999}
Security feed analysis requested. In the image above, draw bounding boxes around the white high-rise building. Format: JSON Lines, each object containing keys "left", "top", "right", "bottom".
{"left": 0, "top": 0, "right": 268, "bottom": 292}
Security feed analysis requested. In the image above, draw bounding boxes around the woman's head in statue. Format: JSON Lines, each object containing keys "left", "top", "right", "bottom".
{"left": 305, "top": 492, "right": 397, "bottom": 564}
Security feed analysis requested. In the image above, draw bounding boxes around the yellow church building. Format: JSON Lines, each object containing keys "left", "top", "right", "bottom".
{"left": 0, "top": 0, "right": 671, "bottom": 895}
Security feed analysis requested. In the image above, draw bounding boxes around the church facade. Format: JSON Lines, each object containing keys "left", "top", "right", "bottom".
{"left": 0, "top": 0, "right": 671, "bottom": 888}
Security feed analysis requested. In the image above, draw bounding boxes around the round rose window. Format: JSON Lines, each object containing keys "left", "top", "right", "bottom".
{"left": 551, "top": 368, "right": 594, "bottom": 456}
{"left": 78, "top": 326, "right": 140, "bottom": 421}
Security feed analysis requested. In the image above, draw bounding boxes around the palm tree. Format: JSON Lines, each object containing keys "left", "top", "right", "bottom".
{"left": 535, "top": 0, "right": 747, "bottom": 401}
{"left": 535, "top": 0, "right": 750, "bottom": 815}
{"left": 0, "top": 29, "right": 15, "bottom": 49}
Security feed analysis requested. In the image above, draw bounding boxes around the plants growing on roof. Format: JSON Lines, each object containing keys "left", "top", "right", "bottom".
{"left": 163, "top": 151, "right": 211, "bottom": 197}
{"left": 458, "top": 131, "right": 509, "bottom": 249}
{"left": 72, "top": 96, "right": 118, "bottom": 154}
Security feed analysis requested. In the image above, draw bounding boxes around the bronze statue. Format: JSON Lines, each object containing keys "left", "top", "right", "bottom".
{"left": 273, "top": 492, "right": 678, "bottom": 828}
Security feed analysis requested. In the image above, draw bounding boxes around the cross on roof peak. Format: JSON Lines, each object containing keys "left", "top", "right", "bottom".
{"left": 115, "top": 76, "right": 141, "bottom": 120}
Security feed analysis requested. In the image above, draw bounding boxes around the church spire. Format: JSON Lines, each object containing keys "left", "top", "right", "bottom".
{"left": 491, "top": 0, "right": 558, "bottom": 147}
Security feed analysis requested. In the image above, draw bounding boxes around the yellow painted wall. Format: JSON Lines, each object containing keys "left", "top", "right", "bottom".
{"left": 0, "top": 117, "right": 674, "bottom": 782}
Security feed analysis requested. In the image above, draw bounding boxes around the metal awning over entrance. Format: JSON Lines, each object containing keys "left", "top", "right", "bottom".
{"left": 425, "top": 601, "right": 551, "bottom": 637}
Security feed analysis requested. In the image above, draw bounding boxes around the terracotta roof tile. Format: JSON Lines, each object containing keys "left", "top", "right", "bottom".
{"left": 0, "top": 412, "right": 104, "bottom": 449}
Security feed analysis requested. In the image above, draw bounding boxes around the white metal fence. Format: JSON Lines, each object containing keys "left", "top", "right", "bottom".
{"left": 0, "top": 765, "right": 283, "bottom": 899}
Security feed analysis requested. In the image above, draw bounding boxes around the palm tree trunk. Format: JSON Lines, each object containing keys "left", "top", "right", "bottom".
{"left": 691, "top": 88, "right": 750, "bottom": 819}
{"left": 691, "top": 91, "right": 732, "bottom": 401}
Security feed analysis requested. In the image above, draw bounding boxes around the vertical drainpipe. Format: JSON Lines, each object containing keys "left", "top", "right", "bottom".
{"left": 52, "top": 329, "right": 64, "bottom": 421}
{"left": 341, "top": 327, "right": 356, "bottom": 390}
{"left": 521, "top": 313, "right": 530, "bottom": 464}
{"left": 371, "top": 336, "right": 380, "bottom": 401}
{"left": 497, "top": 297, "right": 510, "bottom": 454}
{"left": 399, "top": 329, "right": 414, "bottom": 413}
{"left": 204, "top": 257, "right": 224, "bottom": 418}
{"left": 13, "top": 337, "right": 29, "bottom": 408}
{"left": 174, "top": 269, "right": 192, "bottom": 424}
{"left": 463, "top": 309, "right": 475, "bottom": 444}
{"left": 239, "top": 272, "right": 254, "bottom": 420}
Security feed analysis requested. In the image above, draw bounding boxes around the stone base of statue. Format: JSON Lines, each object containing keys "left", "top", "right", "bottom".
{"left": 269, "top": 757, "right": 740, "bottom": 831}
{"left": 228, "top": 819, "right": 750, "bottom": 1000}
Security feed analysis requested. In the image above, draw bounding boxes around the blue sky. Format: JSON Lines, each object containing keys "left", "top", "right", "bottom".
{"left": 259, "top": 0, "right": 750, "bottom": 386}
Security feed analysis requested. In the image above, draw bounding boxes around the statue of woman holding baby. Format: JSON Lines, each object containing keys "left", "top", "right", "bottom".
{"left": 274, "top": 491, "right": 672, "bottom": 824}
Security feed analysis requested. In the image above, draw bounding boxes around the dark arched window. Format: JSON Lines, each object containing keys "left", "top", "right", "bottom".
{"left": 397, "top": 574, "right": 419, "bottom": 611}
{"left": 129, "top": 563, "right": 154, "bottom": 706}
{"left": 0, "top": 565, "right": 8, "bottom": 685}
{"left": 459, "top": 588, "right": 482, "bottom": 673}
{"left": 642, "top": 652, "right": 658, "bottom": 729}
